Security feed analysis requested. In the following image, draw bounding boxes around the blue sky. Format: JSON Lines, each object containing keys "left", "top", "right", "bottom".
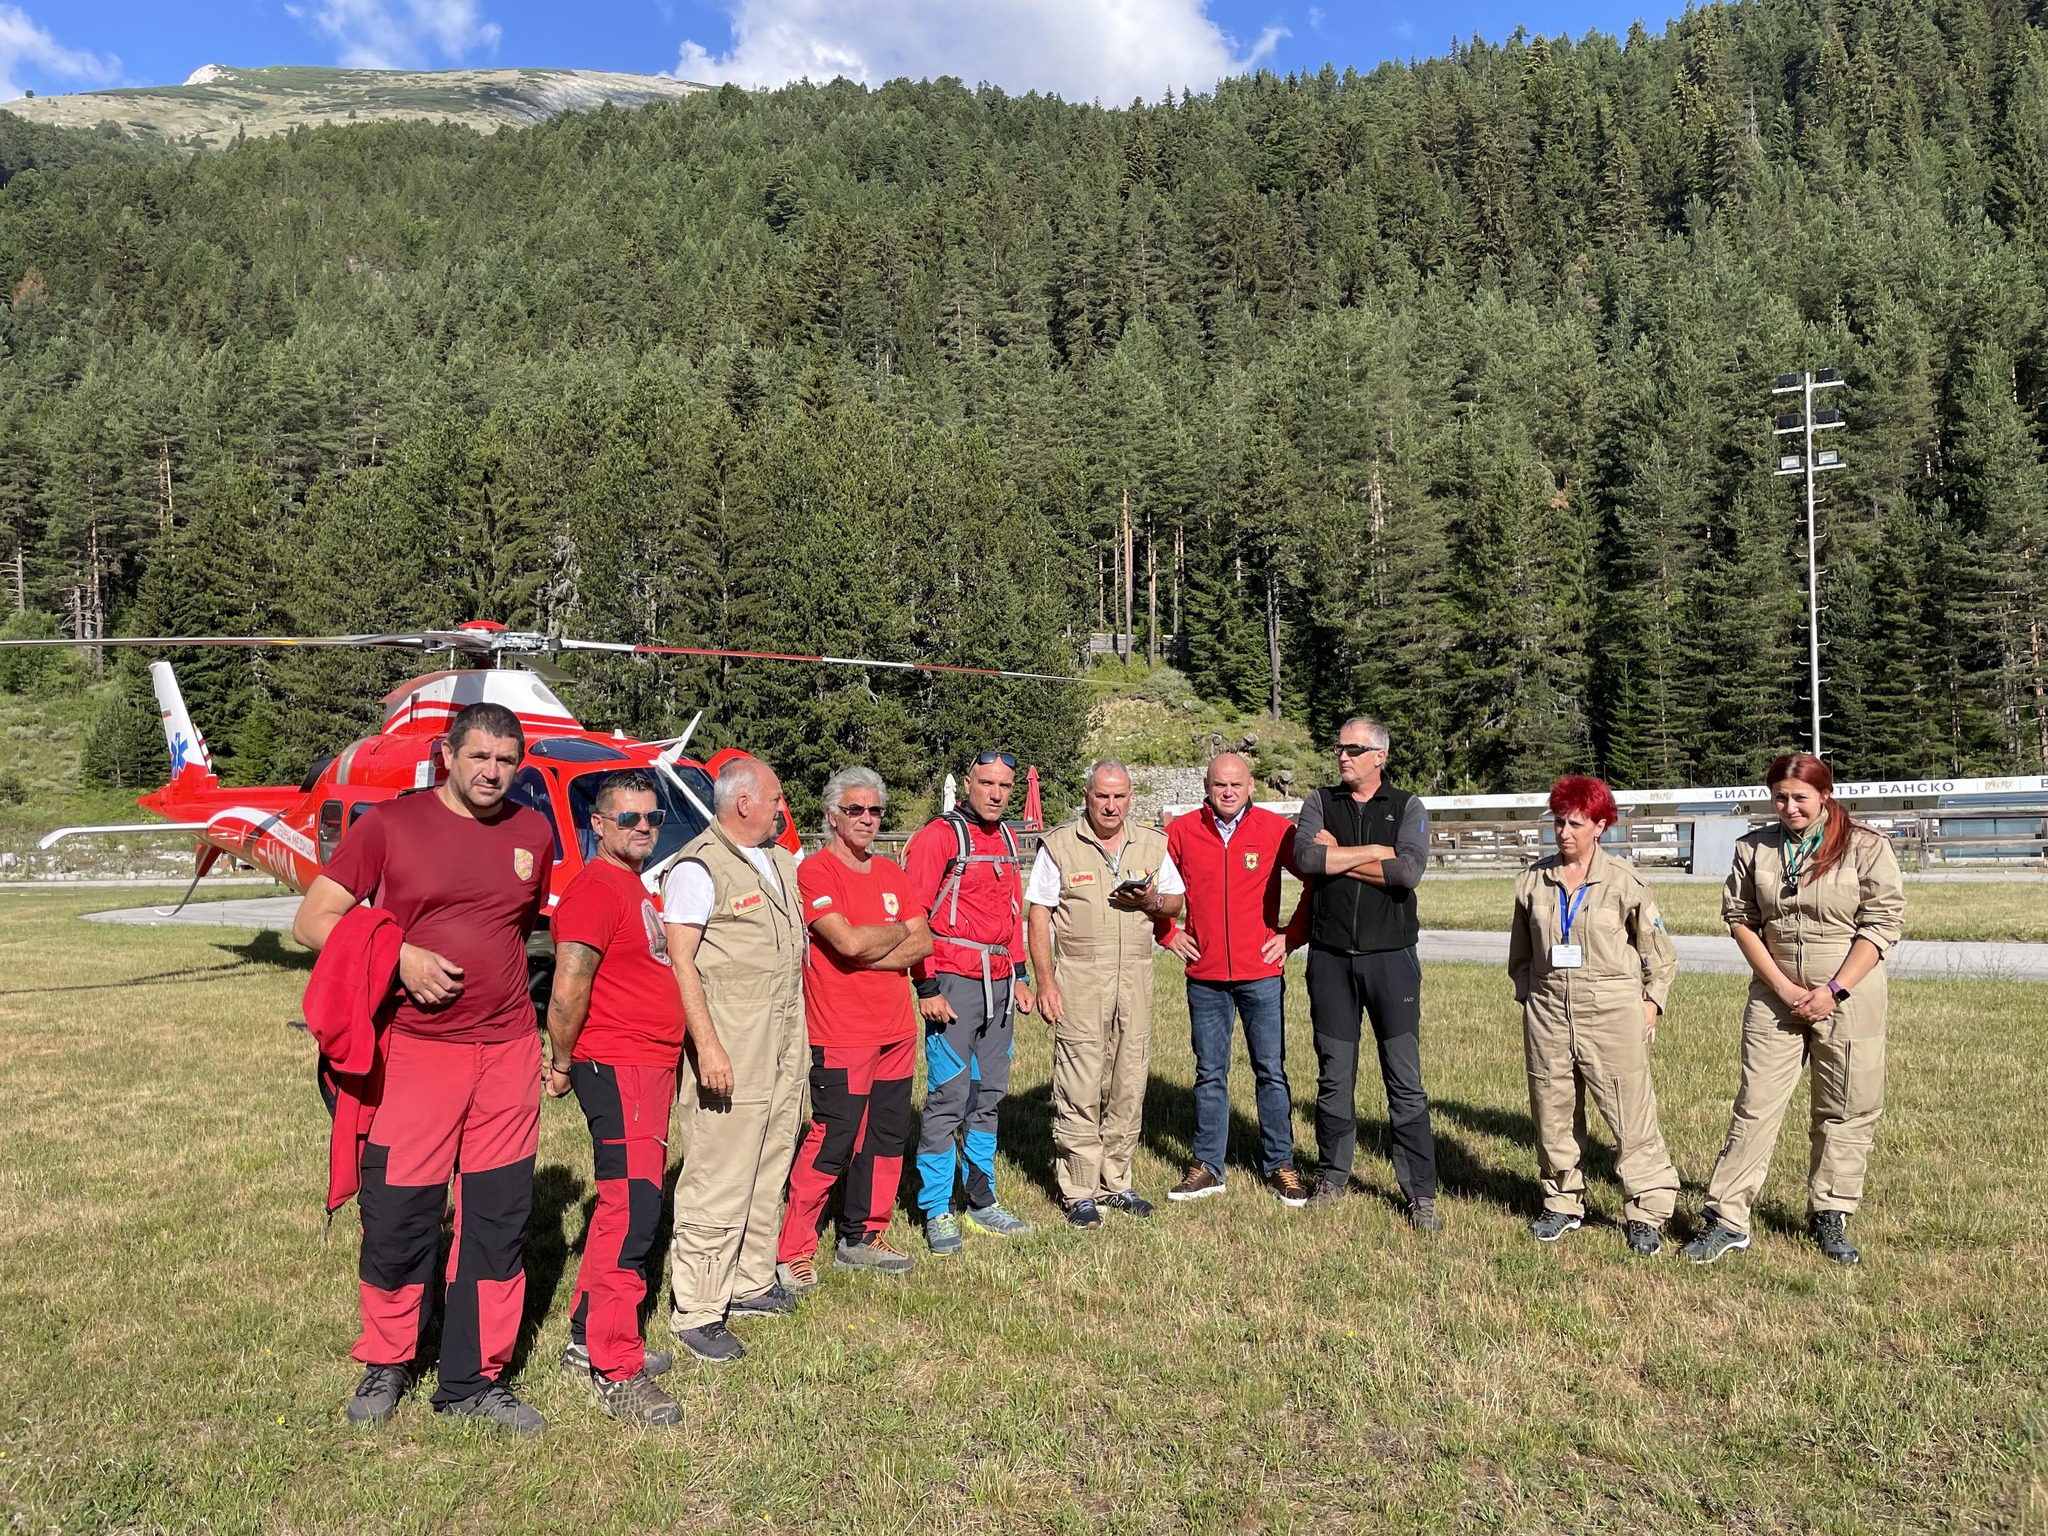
{"left": 3, "top": 0, "right": 1680, "bottom": 105}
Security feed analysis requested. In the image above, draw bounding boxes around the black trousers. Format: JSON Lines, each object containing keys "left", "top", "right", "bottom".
{"left": 1305, "top": 944, "right": 1438, "bottom": 1201}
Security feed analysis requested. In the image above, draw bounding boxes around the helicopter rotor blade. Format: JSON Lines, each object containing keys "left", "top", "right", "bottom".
{"left": 555, "top": 637, "right": 1098, "bottom": 686}
{"left": 0, "top": 632, "right": 485, "bottom": 652}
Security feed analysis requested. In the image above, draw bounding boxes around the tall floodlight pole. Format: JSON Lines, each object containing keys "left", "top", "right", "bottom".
{"left": 1771, "top": 369, "right": 1846, "bottom": 758}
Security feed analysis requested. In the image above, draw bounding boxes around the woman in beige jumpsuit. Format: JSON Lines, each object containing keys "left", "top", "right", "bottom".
{"left": 1684, "top": 752, "right": 1904, "bottom": 1267}
{"left": 1509, "top": 775, "right": 1681, "bottom": 1257}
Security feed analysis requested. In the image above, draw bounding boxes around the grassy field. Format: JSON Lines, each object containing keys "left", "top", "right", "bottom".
{"left": 1419, "top": 876, "right": 2048, "bottom": 944}
{"left": 1, "top": 889, "right": 2044, "bottom": 1533}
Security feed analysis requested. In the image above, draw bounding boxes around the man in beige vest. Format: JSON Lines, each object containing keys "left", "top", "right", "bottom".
{"left": 1026, "top": 760, "right": 1184, "bottom": 1228}
{"left": 661, "top": 757, "right": 806, "bottom": 1364}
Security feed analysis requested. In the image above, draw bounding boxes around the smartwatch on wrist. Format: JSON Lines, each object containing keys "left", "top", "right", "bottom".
{"left": 1827, "top": 980, "right": 1851, "bottom": 1002}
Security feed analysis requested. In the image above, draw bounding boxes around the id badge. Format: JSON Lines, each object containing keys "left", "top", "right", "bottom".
{"left": 1550, "top": 944, "right": 1584, "bottom": 970}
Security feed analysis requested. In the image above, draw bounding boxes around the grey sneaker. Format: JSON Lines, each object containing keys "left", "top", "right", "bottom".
{"left": 560, "top": 1340, "right": 672, "bottom": 1384}
{"left": 925, "top": 1213, "right": 963, "bottom": 1256}
{"left": 1101, "top": 1189, "right": 1154, "bottom": 1219}
{"left": 1625, "top": 1220, "right": 1664, "bottom": 1258}
{"left": 1305, "top": 1177, "right": 1350, "bottom": 1209}
{"left": 593, "top": 1368, "right": 682, "bottom": 1427}
{"left": 1530, "top": 1210, "right": 1582, "bottom": 1243}
{"left": 1810, "top": 1211, "right": 1860, "bottom": 1266}
{"left": 675, "top": 1321, "right": 746, "bottom": 1364}
{"left": 346, "top": 1363, "right": 412, "bottom": 1427}
{"left": 963, "top": 1204, "right": 1032, "bottom": 1238}
{"left": 728, "top": 1283, "right": 799, "bottom": 1318}
{"left": 776, "top": 1255, "right": 819, "bottom": 1294}
{"left": 1682, "top": 1218, "right": 1751, "bottom": 1265}
{"left": 435, "top": 1382, "right": 544, "bottom": 1436}
{"left": 1407, "top": 1197, "right": 1445, "bottom": 1233}
{"left": 834, "top": 1234, "right": 915, "bottom": 1275}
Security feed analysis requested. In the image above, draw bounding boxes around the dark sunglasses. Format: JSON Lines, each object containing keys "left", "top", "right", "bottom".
{"left": 600, "top": 809, "right": 666, "bottom": 829}
{"left": 836, "top": 803, "right": 884, "bottom": 819}
{"left": 974, "top": 751, "right": 1018, "bottom": 769}
{"left": 1335, "top": 743, "right": 1383, "bottom": 758}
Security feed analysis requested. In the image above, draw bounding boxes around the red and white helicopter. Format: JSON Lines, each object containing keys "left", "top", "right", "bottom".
{"left": 10, "top": 621, "right": 1066, "bottom": 910}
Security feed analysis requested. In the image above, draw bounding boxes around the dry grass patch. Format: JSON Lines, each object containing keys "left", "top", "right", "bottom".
{"left": 0, "top": 890, "right": 2041, "bottom": 1533}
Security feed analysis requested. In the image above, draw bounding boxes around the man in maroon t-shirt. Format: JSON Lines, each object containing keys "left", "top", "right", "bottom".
{"left": 543, "top": 769, "right": 686, "bottom": 1427}
{"left": 294, "top": 701, "right": 555, "bottom": 1435}
{"left": 774, "top": 767, "right": 931, "bottom": 1291}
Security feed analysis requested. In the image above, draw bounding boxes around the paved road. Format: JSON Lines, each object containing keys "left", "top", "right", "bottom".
{"left": 80, "top": 897, "right": 2048, "bottom": 983}
{"left": 1417, "top": 928, "right": 2048, "bottom": 983}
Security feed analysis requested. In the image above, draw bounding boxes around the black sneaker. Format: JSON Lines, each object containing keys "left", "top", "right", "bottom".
{"left": 435, "top": 1382, "right": 545, "bottom": 1436}
{"left": 1625, "top": 1220, "right": 1663, "bottom": 1258}
{"left": 560, "top": 1340, "right": 673, "bottom": 1384}
{"left": 1681, "top": 1218, "right": 1751, "bottom": 1265}
{"left": 1100, "top": 1189, "right": 1154, "bottom": 1219}
{"left": 346, "top": 1363, "right": 412, "bottom": 1427}
{"left": 1810, "top": 1210, "right": 1861, "bottom": 1266}
{"left": 728, "top": 1283, "right": 799, "bottom": 1318}
{"left": 1305, "top": 1177, "right": 1350, "bottom": 1209}
{"left": 594, "top": 1368, "right": 682, "bottom": 1427}
{"left": 1529, "top": 1210, "right": 1582, "bottom": 1243}
{"left": 1066, "top": 1199, "right": 1102, "bottom": 1229}
{"left": 676, "top": 1321, "right": 746, "bottom": 1364}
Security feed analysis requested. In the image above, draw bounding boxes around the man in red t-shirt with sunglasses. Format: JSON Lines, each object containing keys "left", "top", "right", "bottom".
{"left": 544, "top": 769, "right": 687, "bottom": 1428}
{"left": 775, "top": 766, "right": 931, "bottom": 1290}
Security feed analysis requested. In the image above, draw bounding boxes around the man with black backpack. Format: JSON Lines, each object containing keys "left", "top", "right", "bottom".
{"left": 904, "top": 751, "right": 1036, "bottom": 1255}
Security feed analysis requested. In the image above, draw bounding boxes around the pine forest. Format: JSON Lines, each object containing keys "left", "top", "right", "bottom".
{"left": 5, "top": 0, "right": 2048, "bottom": 813}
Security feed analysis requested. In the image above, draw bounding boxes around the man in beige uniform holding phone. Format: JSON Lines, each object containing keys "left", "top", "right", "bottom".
{"left": 662, "top": 757, "right": 807, "bottom": 1363}
{"left": 1026, "top": 761, "right": 1184, "bottom": 1228}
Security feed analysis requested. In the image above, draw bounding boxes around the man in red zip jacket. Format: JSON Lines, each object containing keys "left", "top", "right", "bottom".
{"left": 1161, "top": 753, "right": 1311, "bottom": 1206}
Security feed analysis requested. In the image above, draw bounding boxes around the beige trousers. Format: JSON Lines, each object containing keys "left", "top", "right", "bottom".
{"left": 1524, "top": 985, "right": 1679, "bottom": 1226}
{"left": 1051, "top": 993, "right": 1152, "bottom": 1205}
{"left": 668, "top": 1013, "right": 808, "bottom": 1332}
{"left": 1704, "top": 982, "right": 1886, "bottom": 1236}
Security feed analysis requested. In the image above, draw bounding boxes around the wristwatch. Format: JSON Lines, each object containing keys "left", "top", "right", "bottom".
{"left": 1827, "top": 980, "right": 1851, "bottom": 1002}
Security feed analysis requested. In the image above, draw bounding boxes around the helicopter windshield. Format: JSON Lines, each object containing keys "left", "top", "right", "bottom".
{"left": 564, "top": 763, "right": 715, "bottom": 869}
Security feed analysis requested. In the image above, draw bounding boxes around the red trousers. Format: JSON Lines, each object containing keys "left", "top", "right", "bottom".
{"left": 777, "top": 1038, "right": 914, "bottom": 1262}
{"left": 354, "top": 1030, "right": 540, "bottom": 1407}
{"left": 567, "top": 1061, "right": 675, "bottom": 1381}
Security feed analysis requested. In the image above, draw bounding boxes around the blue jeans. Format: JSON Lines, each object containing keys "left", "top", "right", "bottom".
{"left": 1186, "top": 975, "right": 1294, "bottom": 1177}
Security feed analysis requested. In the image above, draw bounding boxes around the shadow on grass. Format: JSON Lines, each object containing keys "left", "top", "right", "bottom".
{"left": 219, "top": 929, "right": 315, "bottom": 972}
{"left": 0, "top": 928, "right": 313, "bottom": 997}
{"left": 1432, "top": 1093, "right": 1626, "bottom": 1220}
{"left": 516, "top": 1162, "right": 588, "bottom": 1373}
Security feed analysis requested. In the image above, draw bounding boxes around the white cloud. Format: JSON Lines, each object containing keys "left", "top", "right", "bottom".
{"left": 0, "top": 4, "right": 118, "bottom": 102}
{"left": 288, "top": 0, "right": 502, "bottom": 70}
{"left": 672, "top": 0, "right": 1286, "bottom": 102}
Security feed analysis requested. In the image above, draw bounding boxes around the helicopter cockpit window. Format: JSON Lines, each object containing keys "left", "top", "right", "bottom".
{"left": 506, "top": 767, "right": 564, "bottom": 863}
{"left": 528, "top": 738, "right": 631, "bottom": 763}
{"left": 565, "top": 764, "right": 714, "bottom": 868}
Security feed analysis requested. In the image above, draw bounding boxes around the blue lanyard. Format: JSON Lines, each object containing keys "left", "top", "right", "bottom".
{"left": 1559, "top": 882, "right": 1592, "bottom": 943}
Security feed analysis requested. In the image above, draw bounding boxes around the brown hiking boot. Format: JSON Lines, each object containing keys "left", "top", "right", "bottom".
{"left": 1167, "top": 1163, "right": 1226, "bottom": 1201}
{"left": 1407, "top": 1197, "right": 1445, "bottom": 1232}
{"left": 1265, "top": 1166, "right": 1309, "bottom": 1208}
{"left": 594, "top": 1368, "right": 682, "bottom": 1427}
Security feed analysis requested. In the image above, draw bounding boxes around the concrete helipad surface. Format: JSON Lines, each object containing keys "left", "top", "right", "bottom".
{"left": 84, "top": 896, "right": 305, "bottom": 932}
{"left": 78, "top": 897, "right": 2048, "bottom": 982}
